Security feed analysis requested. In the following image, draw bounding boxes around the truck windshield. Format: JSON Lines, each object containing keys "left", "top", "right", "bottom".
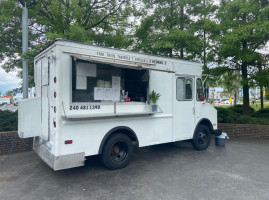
{"left": 196, "top": 78, "right": 204, "bottom": 101}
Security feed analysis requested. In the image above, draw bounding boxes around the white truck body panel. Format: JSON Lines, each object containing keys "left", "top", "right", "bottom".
{"left": 18, "top": 97, "right": 41, "bottom": 138}
{"left": 19, "top": 39, "right": 218, "bottom": 170}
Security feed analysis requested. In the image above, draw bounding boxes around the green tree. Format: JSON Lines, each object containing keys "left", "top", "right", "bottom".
{"left": 251, "top": 56, "right": 269, "bottom": 108}
{"left": 0, "top": 0, "right": 135, "bottom": 87}
{"left": 5, "top": 90, "right": 15, "bottom": 97}
{"left": 216, "top": 0, "right": 269, "bottom": 114}
{"left": 134, "top": 0, "right": 202, "bottom": 59}
{"left": 0, "top": 110, "right": 18, "bottom": 131}
{"left": 192, "top": 0, "right": 218, "bottom": 72}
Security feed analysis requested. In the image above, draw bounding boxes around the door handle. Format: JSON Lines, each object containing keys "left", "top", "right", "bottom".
{"left": 193, "top": 107, "right": 195, "bottom": 114}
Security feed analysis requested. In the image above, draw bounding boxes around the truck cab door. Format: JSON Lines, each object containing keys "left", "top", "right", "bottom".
{"left": 173, "top": 76, "right": 195, "bottom": 141}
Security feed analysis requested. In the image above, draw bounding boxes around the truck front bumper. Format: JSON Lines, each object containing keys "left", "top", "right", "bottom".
{"left": 211, "top": 129, "right": 222, "bottom": 136}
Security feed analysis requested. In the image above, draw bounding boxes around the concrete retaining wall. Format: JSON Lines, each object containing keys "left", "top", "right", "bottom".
{"left": 0, "top": 132, "right": 33, "bottom": 156}
{"left": 218, "top": 123, "right": 269, "bottom": 137}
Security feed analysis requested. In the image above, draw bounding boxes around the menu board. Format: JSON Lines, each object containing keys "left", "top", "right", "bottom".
{"left": 94, "top": 87, "right": 104, "bottom": 100}
{"left": 112, "top": 76, "right": 121, "bottom": 89}
{"left": 103, "top": 88, "right": 113, "bottom": 101}
{"left": 112, "top": 88, "right": 120, "bottom": 102}
{"left": 76, "top": 76, "right": 87, "bottom": 90}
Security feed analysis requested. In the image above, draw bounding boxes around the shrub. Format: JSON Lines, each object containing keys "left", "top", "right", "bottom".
{"left": 216, "top": 106, "right": 269, "bottom": 125}
{"left": 0, "top": 110, "right": 18, "bottom": 132}
{"left": 256, "top": 118, "right": 269, "bottom": 125}
{"left": 236, "top": 115, "right": 257, "bottom": 124}
{"left": 251, "top": 108, "right": 269, "bottom": 118}
{"left": 229, "top": 105, "right": 254, "bottom": 114}
{"left": 216, "top": 107, "right": 238, "bottom": 123}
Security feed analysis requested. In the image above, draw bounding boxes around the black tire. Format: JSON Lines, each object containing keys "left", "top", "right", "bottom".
{"left": 101, "top": 133, "right": 133, "bottom": 170}
{"left": 191, "top": 124, "right": 211, "bottom": 151}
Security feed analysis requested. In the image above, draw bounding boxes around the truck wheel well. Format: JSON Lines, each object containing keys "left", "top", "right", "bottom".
{"left": 194, "top": 118, "right": 213, "bottom": 135}
{"left": 98, "top": 126, "right": 139, "bottom": 154}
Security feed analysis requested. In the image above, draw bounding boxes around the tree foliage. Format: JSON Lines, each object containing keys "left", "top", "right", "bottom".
{"left": 0, "top": 110, "right": 18, "bottom": 132}
{"left": 5, "top": 90, "right": 15, "bottom": 97}
{"left": 134, "top": 0, "right": 203, "bottom": 59}
{"left": 0, "top": 0, "right": 137, "bottom": 87}
{"left": 214, "top": 0, "right": 269, "bottom": 114}
{"left": 1, "top": 0, "right": 269, "bottom": 115}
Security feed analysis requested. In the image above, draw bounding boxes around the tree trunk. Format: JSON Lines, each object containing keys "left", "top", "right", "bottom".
{"left": 261, "top": 87, "right": 264, "bottom": 109}
{"left": 234, "top": 90, "right": 237, "bottom": 106}
{"left": 241, "top": 40, "right": 250, "bottom": 115}
{"left": 180, "top": 5, "right": 184, "bottom": 59}
{"left": 180, "top": 48, "right": 184, "bottom": 58}
{"left": 242, "top": 61, "right": 250, "bottom": 114}
{"left": 203, "top": 29, "right": 207, "bottom": 72}
{"left": 169, "top": 49, "right": 173, "bottom": 57}
{"left": 169, "top": 0, "right": 173, "bottom": 58}
{"left": 257, "top": 63, "right": 264, "bottom": 109}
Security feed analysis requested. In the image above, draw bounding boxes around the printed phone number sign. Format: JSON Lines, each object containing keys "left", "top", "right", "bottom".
{"left": 70, "top": 105, "right": 101, "bottom": 110}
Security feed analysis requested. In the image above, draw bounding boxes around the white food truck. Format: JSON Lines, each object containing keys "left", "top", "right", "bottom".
{"left": 18, "top": 39, "right": 222, "bottom": 170}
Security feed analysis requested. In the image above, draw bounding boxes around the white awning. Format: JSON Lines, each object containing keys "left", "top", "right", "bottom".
{"left": 63, "top": 51, "right": 175, "bottom": 73}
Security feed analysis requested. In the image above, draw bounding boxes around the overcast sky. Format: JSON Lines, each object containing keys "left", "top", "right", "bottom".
{"left": 0, "top": 66, "right": 21, "bottom": 95}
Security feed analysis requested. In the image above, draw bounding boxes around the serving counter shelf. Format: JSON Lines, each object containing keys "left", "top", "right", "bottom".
{"left": 63, "top": 103, "right": 163, "bottom": 119}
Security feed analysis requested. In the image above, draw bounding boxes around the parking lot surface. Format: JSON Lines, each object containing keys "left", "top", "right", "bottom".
{"left": 1, "top": 137, "right": 269, "bottom": 200}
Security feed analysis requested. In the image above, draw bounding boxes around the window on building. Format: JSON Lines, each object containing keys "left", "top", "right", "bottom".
{"left": 176, "top": 77, "right": 193, "bottom": 101}
{"left": 71, "top": 58, "right": 149, "bottom": 103}
{"left": 196, "top": 78, "right": 204, "bottom": 101}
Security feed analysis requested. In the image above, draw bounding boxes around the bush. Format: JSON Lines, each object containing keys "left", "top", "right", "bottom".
{"left": 216, "top": 107, "right": 239, "bottom": 123}
{"left": 216, "top": 106, "right": 269, "bottom": 125}
{"left": 229, "top": 105, "right": 255, "bottom": 114}
{"left": 251, "top": 108, "right": 269, "bottom": 119}
{"left": 236, "top": 115, "right": 257, "bottom": 124}
{"left": 0, "top": 110, "right": 18, "bottom": 132}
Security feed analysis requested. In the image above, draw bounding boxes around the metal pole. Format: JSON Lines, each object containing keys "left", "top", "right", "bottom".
{"left": 22, "top": 4, "right": 28, "bottom": 99}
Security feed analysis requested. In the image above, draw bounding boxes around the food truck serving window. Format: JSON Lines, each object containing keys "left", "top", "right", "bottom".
{"left": 72, "top": 58, "right": 149, "bottom": 103}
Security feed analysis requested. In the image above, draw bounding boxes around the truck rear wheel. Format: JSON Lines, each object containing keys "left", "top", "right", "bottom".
{"left": 191, "top": 124, "right": 211, "bottom": 151}
{"left": 101, "top": 133, "right": 133, "bottom": 170}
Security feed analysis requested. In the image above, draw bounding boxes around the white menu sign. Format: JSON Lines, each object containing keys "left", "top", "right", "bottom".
{"left": 112, "top": 76, "right": 121, "bottom": 89}
{"left": 94, "top": 87, "right": 104, "bottom": 100}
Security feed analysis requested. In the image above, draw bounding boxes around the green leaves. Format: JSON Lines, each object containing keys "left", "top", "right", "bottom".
{"left": 216, "top": 0, "right": 269, "bottom": 114}
{"left": 0, "top": 0, "right": 268, "bottom": 114}
{"left": 134, "top": 0, "right": 203, "bottom": 58}
{"left": 0, "top": 110, "right": 18, "bottom": 132}
{"left": 0, "top": 0, "right": 136, "bottom": 88}
{"left": 149, "top": 90, "right": 161, "bottom": 104}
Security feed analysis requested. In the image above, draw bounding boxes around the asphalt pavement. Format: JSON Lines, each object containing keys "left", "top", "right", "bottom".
{"left": 1, "top": 137, "right": 269, "bottom": 200}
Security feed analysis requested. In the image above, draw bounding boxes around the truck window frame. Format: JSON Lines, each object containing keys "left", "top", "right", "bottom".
{"left": 176, "top": 77, "right": 193, "bottom": 101}
{"left": 70, "top": 58, "right": 149, "bottom": 104}
{"left": 196, "top": 78, "right": 204, "bottom": 101}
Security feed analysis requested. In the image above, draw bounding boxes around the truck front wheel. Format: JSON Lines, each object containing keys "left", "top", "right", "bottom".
{"left": 191, "top": 124, "right": 211, "bottom": 151}
{"left": 101, "top": 133, "right": 133, "bottom": 170}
